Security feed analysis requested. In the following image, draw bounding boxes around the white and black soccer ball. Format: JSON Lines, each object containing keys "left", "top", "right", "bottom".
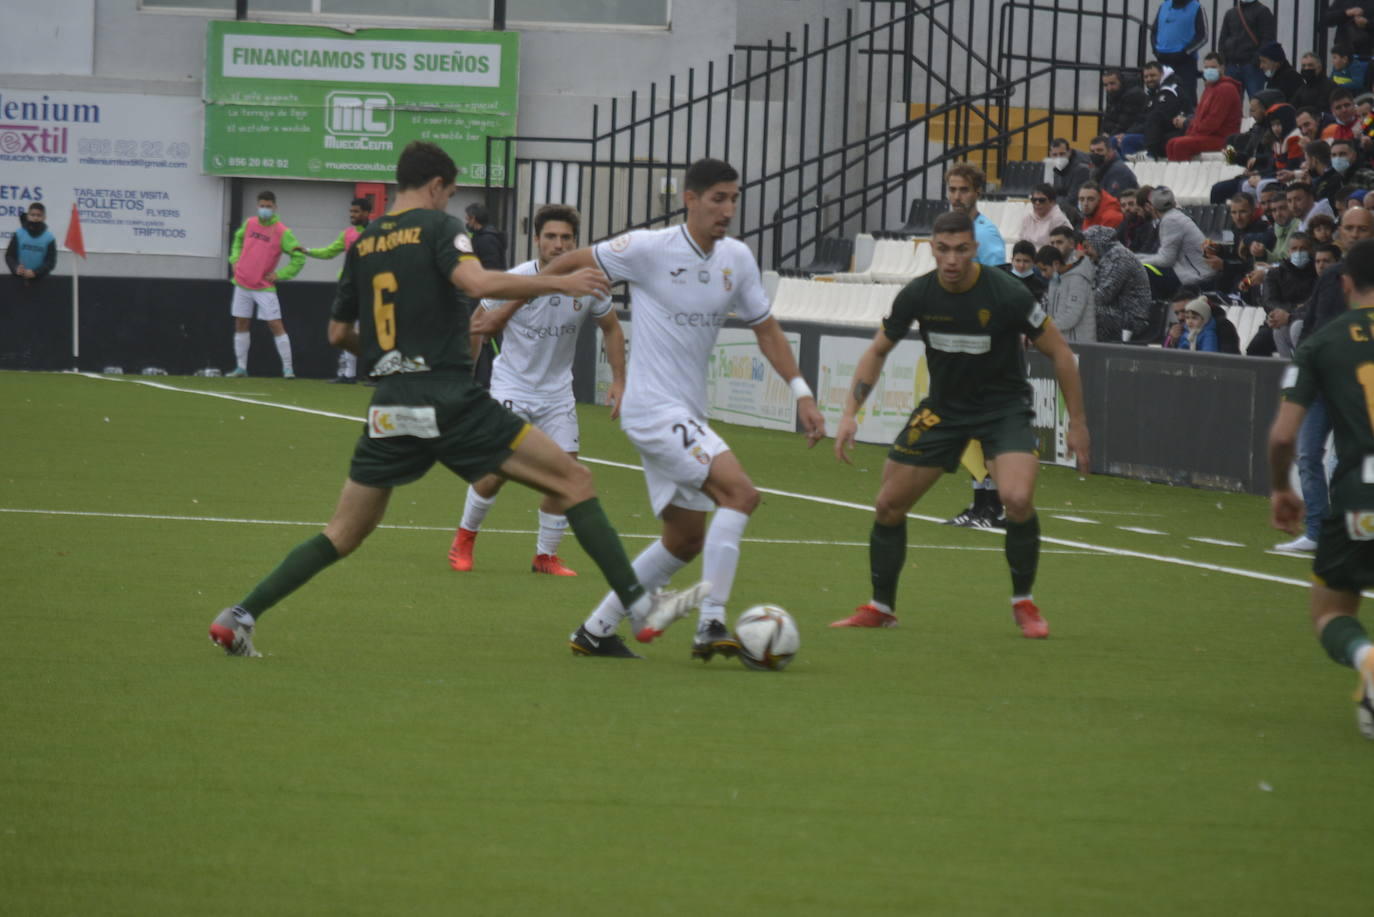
{"left": 733, "top": 605, "right": 800, "bottom": 671}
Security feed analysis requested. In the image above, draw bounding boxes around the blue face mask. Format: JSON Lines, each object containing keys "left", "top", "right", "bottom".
{"left": 1011, "top": 266, "right": 1034, "bottom": 278}
{"left": 258, "top": 207, "right": 274, "bottom": 221}
{"left": 1332, "top": 156, "right": 1351, "bottom": 172}
{"left": 1289, "top": 250, "right": 1311, "bottom": 268}
{"left": 1203, "top": 68, "right": 1220, "bottom": 83}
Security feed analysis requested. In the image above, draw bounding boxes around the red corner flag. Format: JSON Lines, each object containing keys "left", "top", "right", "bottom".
{"left": 65, "top": 203, "right": 86, "bottom": 258}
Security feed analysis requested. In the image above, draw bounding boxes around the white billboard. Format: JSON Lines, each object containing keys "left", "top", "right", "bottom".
{"left": 816, "top": 334, "right": 929, "bottom": 446}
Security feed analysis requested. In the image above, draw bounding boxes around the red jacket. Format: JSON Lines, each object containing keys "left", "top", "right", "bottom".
{"left": 1188, "top": 75, "right": 1243, "bottom": 139}
{"left": 1082, "top": 190, "right": 1124, "bottom": 229}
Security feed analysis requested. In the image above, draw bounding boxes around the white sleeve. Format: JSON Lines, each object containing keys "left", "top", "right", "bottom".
{"left": 592, "top": 230, "right": 654, "bottom": 285}
{"left": 731, "top": 255, "right": 772, "bottom": 326}
{"left": 588, "top": 291, "right": 614, "bottom": 318}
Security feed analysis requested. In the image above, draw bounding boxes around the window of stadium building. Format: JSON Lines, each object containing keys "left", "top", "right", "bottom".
{"left": 142, "top": 0, "right": 669, "bottom": 26}
{"left": 506, "top": 0, "right": 668, "bottom": 27}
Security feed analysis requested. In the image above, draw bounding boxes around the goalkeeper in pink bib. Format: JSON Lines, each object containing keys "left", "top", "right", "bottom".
{"left": 226, "top": 190, "right": 306, "bottom": 378}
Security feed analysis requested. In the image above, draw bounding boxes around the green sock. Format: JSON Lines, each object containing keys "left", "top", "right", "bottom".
{"left": 869, "top": 520, "right": 907, "bottom": 610}
{"left": 240, "top": 533, "right": 341, "bottom": 619}
{"left": 1004, "top": 514, "right": 1040, "bottom": 597}
{"left": 1319, "top": 615, "right": 1371, "bottom": 668}
{"left": 564, "top": 498, "right": 646, "bottom": 611}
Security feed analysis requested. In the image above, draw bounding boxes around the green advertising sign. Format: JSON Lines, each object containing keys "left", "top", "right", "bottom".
{"left": 203, "top": 21, "right": 518, "bottom": 184}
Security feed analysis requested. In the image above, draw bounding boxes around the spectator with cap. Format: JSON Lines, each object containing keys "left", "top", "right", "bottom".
{"left": 1341, "top": 187, "right": 1370, "bottom": 214}
{"left": 1258, "top": 42, "right": 1303, "bottom": 102}
{"left": 1082, "top": 224, "right": 1153, "bottom": 342}
{"left": 1178, "top": 296, "right": 1220, "bottom": 351}
{"left": 1137, "top": 186, "right": 1210, "bottom": 297}
{"left": 1079, "top": 182, "right": 1124, "bottom": 230}
{"left": 1035, "top": 244, "right": 1096, "bottom": 342}
{"left": 1167, "top": 52, "right": 1243, "bottom": 160}
{"left": 1218, "top": 0, "right": 1276, "bottom": 100}
{"left": 1325, "top": 2, "right": 1374, "bottom": 60}
{"left": 1292, "top": 52, "right": 1338, "bottom": 111}
{"left": 1151, "top": 0, "right": 1208, "bottom": 111}
{"left": 1017, "top": 183, "right": 1072, "bottom": 248}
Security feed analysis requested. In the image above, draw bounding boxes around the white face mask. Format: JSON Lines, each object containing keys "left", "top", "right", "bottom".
{"left": 1203, "top": 68, "right": 1220, "bottom": 83}
{"left": 1332, "top": 156, "right": 1351, "bottom": 172}
{"left": 1049, "top": 156, "right": 1069, "bottom": 170}
{"left": 1289, "top": 250, "right": 1311, "bottom": 268}
{"left": 257, "top": 207, "right": 274, "bottom": 221}
{"left": 1011, "top": 266, "right": 1034, "bottom": 278}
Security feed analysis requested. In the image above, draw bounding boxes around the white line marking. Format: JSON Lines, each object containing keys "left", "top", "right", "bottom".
{"left": 1117, "top": 526, "right": 1167, "bottom": 535}
{"left": 1050, "top": 515, "right": 1100, "bottom": 524}
{"left": 1265, "top": 550, "right": 1313, "bottom": 559}
{"left": 67, "top": 373, "right": 1370, "bottom": 596}
{"left": 1189, "top": 537, "right": 1246, "bottom": 547}
{"left": 1040, "top": 508, "right": 1164, "bottom": 517}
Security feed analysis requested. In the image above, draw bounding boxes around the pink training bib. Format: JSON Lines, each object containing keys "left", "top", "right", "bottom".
{"left": 234, "top": 217, "right": 286, "bottom": 289}
{"left": 343, "top": 225, "right": 362, "bottom": 252}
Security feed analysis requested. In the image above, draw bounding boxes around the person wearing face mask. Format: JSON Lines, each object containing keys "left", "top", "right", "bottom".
{"left": 1151, "top": 0, "right": 1208, "bottom": 111}
{"left": 1088, "top": 135, "right": 1140, "bottom": 198}
{"left": 1219, "top": 0, "right": 1277, "bottom": 100}
{"left": 1034, "top": 244, "right": 1096, "bottom": 342}
{"left": 1302, "top": 140, "right": 1346, "bottom": 209}
{"left": 1048, "top": 138, "right": 1093, "bottom": 212}
{"left": 301, "top": 196, "right": 376, "bottom": 383}
{"left": 1166, "top": 51, "right": 1243, "bottom": 160}
{"left": 226, "top": 190, "right": 307, "bottom": 379}
{"left": 1253, "top": 231, "right": 1317, "bottom": 356}
{"left": 1001, "top": 240, "right": 1047, "bottom": 300}
{"left": 1292, "top": 53, "right": 1337, "bottom": 111}
{"left": 1257, "top": 42, "right": 1303, "bottom": 103}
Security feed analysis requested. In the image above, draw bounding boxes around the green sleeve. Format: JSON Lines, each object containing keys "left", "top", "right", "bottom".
{"left": 306, "top": 231, "right": 347, "bottom": 260}
{"left": 228, "top": 223, "right": 246, "bottom": 265}
{"left": 275, "top": 227, "right": 307, "bottom": 281}
{"left": 882, "top": 280, "right": 921, "bottom": 342}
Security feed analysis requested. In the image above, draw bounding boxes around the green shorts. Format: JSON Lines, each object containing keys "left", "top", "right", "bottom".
{"left": 1313, "top": 512, "right": 1374, "bottom": 593}
{"left": 348, "top": 372, "right": 528, "bottom": 488}
{"left": 887, "top": 403, "right": 1038, "bottom": 472}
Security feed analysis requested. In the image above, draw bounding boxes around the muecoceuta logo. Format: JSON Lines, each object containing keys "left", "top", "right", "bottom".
{"left": 325, "top": 91, "right": 395, "bottom": 151}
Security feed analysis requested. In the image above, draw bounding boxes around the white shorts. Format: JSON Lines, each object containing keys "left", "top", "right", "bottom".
{"left": 230, "top": 287, "right": 282, "bottom": 321}
{"left": 495, "top": 394, "right": 580, "bottom": 453}
{"left": 621, "top": 412, "right": 728, "bottom": 516}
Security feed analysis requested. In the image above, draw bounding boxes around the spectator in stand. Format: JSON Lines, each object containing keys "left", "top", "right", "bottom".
{"left": 1252, "top": 230, "right": 1317, "bottom": 355}
{"left": 1142, "top": 62, "right": 1189, "bottom": 159}
{"left": 1367, "top": 190, "right": 1374, "bottom": 208}
{"left": 1178, "top": 295, "right": 1220, "bottom": 351}
{"left": 1289, "top": 181, "right": 1336, "bottom": 230}
{"left": 1322, "top": 87, "right": 1365, "bottom": 142}
{"left": 1307, "top": 211, "right": 1338, "bottom": 245}
{"left": 1251, "top": 183, "right": 1299, "bottom": 259}
{"left": 1293, "top": 53, "right": 1338, "bottom": 111}
{"left": 1079, "top": 182, "right": 1124, "bottom": 230}
{"left": 1166, "top": 52, "right": 1243, "bottom": 160}
{"left": 1101, "top": 70, "right": 1149, "bottom": 144}
{"left": 1325, "top": 2, "right": 1374, "bottom": 60}
{"left": 1138, "top": 186, "right": 1210, "bottom": 296}
{"left": 1003, "top": 240, "right": 1047, "bottom": 301}
{"left": 1296, "top": 106, "right": 1323, "bottom": 142}
{"left": 1035, "top": 244, "right": 1096, "bottom": 342}
{"left": 1344, "top": 187, "right": 1372, "bottom": 213}
{"left": 1017, "top": 183, "right": 1072, "bottom": 248}
{"left": 1163, "top": 286, "right": 1241, "bottom": 351}
{"left": 1301, "top": 140, "right": 1347, "bottom": 208}
{"left": 1083, "top": 224, "right": 1153, "bottom": 342}
{"left": 1332, "top": 137, "right": 1374, "bottom": 188}
{"left": 1267, "top": 103, "right": 1309, "bottom": 178}
{"left": 1048, "top": 224, "right": 1083, "bottom": 264}
{"left": 1330, "top": 42, "right": 1370, "bottom": 89}
{"left": 1049, "top": 138, "right": 1093, "bottom": 212}
{"left": 1089, "top": 135, "right": 1140, "bottom": 198}
{"left": 1202, "top": 193, "right": 1262, "bottom": 292}
{"left": 1162, "top": 294, "right": 1190, "bottom": 348}
{"left": 1219, "top": 0, "right": 1277, "bottom": 100}
{"left": 1116, "top": 189, "right": 1161, "bottom": 253}
{"left": 1152, "top": 0, "right": 1208, "bottom": 111}
{"left": 1258, "top": 42, "right": 1304, "bottom": 103}
{"left": 5, "top": 202, "right": 56, "bottom": 286}
{"left": 1314, "top": 241, "right": 1343, "bottom": 274}
{"left": 1211, "top": 90, "right": 1285, "bottom": 203}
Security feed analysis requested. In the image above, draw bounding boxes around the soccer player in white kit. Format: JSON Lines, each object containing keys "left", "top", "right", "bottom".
{"left": 546, "top": 158, "right": 826, "bottom": 660}
{"left": 448, "top": 204, "right": 627, "bottom": 576}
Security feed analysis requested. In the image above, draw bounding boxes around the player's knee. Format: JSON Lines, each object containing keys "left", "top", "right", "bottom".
{"left": 561, "top": 462, "right": 596, "bottom": 502}
{"left": 873, "top": 492, "right": 911, "bottom": 525}
{"left": 1001, "top": 490, "right": 1034, "bottom": 521}
{"left": 663, "top": 530, "right": 704, "bottom": 560}
{"left": 720, "top": 481, "right": 760, "bottom": 515}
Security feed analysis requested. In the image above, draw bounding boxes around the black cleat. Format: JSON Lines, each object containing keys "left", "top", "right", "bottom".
{"left": 691, "top": 619, "right": 741, "bottom": 662}
{"left": 944, "top": 504, "right": 978, "bottom": 526}
{"left": 569, "top": 625, "right": 642, "bottom": 658}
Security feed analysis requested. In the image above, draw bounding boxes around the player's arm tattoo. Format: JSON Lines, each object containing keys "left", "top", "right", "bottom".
{"left": 851, "top": 380, "right": 873, "bottom": 406}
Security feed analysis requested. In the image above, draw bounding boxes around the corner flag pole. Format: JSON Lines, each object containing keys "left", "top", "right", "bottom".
{"left": 65, "top": 203, "right": 87, "bottom": 368}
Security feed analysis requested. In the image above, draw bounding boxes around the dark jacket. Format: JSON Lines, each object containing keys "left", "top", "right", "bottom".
{"left": 1263, "top": 62, "right": 1304, "bottom": 104}
{"left": 1291, "top": 72, "right": 1337, "bottom": 112}
{"left": 1297, "top": 260, "right": 1349, "bottom": 342}
{"left": 1093, "top": 156, "right": 1140, "bottom": 199}
{"left": 5, "top": 217, "right": 57, "bottom": 280}
{"left": 1115, "top": 213, "right": 1159, "bottom": 254}
{"left": 469, "top": 224, "right": 507, "bottom": 271}
{"left": 1101, "top": 74, "right": 1149, "bottom": 136}
{"left": 1144, "top": 70, "right": 1187, "bottom": 157}
{"left": 1053, "top": 149, "right": 1094, "bottom": 203}
{"left": 1325, "top": 1, "right": 1374, "bottom": 57}
{"left": 1260, "top": 258, "right": 1317, "bottom": 312}
{"left": 1310, "top": 164, "right": 1345, "bottom": 209}
{"left": 1218, "top": 1, "right": 1277, "bottom": 67}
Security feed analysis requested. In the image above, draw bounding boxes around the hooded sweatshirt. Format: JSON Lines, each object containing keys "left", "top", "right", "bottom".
{"left": 1084, "top": 225, "right": 1153, "bottom": 342}
{"left": 1187, "top": 73, "right": 1243, "bottom": 139}
{"left": 5, "top": 216, "right": 56, "bottom": 278}
{"left": 1082, "top": 190, "right": 1125, "bottom": 230}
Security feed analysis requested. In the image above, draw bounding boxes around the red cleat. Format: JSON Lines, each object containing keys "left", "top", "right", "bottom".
{"left": 448, "top": 527, "right": 477, "bottom": 571}
{"left": 829, "top": 603, "right": 898, "bottom": 628}
{"left": 1012, "top": 599, "right": 1049, "bottom": 639}
{"left": 531, "top": 553, "right": 578, "bottom": 576}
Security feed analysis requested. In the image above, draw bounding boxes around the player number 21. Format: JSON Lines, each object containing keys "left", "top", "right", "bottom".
{"left": 373, "top": 271, "right": 398, "bottom": 350}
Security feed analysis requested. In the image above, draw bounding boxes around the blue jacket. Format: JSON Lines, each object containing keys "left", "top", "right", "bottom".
{"left": 1181, "top": 317, "right": 1219, "bottom": 352}
{"left": 1154, "top": 0, "right": 1206, "bottom": 56}
{"left": 973, "top": 211, "right": 1006, "bottom": 267}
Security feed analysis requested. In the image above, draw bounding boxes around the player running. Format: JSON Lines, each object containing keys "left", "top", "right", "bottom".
{"left": 544, "top": 157, "right": 826, "bottom": 660}
{"left": 448, "top": 204, "right": 627, "bottom": 577}
{"left": 1268, "top": 237, "right": 1374, "bottom": 737}
{"left": 302, "top": 196, "right": 374, "bottom": 383}
{"left": 831, "top": 210, "right": 1090, "bottom": 638}
{"left": 208, "top": 142, "right": 705, "bottom": 659}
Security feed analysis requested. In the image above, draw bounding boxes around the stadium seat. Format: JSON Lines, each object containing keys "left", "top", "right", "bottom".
{"left": 985, "top": 161, "right": 1042, "bottom": 199}
{"left": 893, "top": 199, "right": 944, "bottom": 236}
{"left": 787, "top": 236, "right": 855, "bottom": 277}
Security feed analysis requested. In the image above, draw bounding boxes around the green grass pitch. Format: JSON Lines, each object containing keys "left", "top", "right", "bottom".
{"left": 1, "top": 369, "right": 1370, "bottom": 915}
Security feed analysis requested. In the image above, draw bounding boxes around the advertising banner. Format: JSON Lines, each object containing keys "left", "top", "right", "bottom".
{"left": 816, "top": 334, "right": 927, "bottom": 445}
{"left": 203, "top": 21, "right": 519, "bottom": 184}
{"left": 1026, "top": 351, "right": 1078, "bottom": 467}
{"left": 0, "top": 89, "right": 222, "bottom": 256}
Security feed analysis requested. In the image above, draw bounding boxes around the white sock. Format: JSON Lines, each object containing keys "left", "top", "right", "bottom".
{"left": 870, "top": 599, "right": 893, "bottom": 614}
{"left": 1355, "top": 643, "right": 1373, "bottom": 671}
{"left": 338, "top": 350, "right": 357, "bottom": 377}
{"left": 461, "top": 489, "right": 496, "bottom": 532}
{"left": 536, "top": 510, "right": 568, "bottom": 556}
{"left": 274, "top": 333, "right": 293, "bottom": 373}
{"left": 583, "top": 540, "right": 688, "bottom": 636}
{"left": 1011, "top": 594, "right": 1033, "bottom": 605}
{"left": 699, "top": 507, "right": 750, "bottom": 625}
{"left": 233, "top": 332, "right": 250, "bottom": 370}
{"left": 971, "top": 477, "right": 986, "bottom": 490}
{"left": 983, "top": 475, "right": 997, "bottom": 492}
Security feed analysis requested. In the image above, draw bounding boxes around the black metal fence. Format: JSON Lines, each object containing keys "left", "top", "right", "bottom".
{"left": 487, "top": 0, "right": 1331, "bottom": 271}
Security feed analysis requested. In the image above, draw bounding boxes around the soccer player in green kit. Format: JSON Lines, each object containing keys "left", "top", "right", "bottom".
{"left": 209, "top": 142, "right": 704, "bottom": 658}
{"left": 1268, "top": 238, "right": 1374, "bottom": 737}
{"left": 831, "top": 210, "right": 1091, "bottom": 638}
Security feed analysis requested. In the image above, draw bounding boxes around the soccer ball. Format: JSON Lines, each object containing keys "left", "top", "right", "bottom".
{"left": 733, "top": 605, "right": 800, "bottom": 671}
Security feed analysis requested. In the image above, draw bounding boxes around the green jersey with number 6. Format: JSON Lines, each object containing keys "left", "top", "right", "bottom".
{"left": 332, "top": 208, "right": 479, "bottom": 378}
{"left": 1283, "top": 304, "right": 1374, "bottom": 514}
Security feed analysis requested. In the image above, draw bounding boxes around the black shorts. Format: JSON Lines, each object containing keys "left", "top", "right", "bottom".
{"left": 348, "top": 373, "right": 528, "bottom": 488}
{"left": 887, "top": 404, "right": 1038, "bottom": 472}
{"left": 1313, "top": 512, "right": 1374, "bottom": 593}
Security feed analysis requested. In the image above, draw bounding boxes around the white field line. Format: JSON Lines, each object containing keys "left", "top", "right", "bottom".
{"left": 1190, "top": 536, "right": 1247, "bottom": 547}
{"left": 68, "top": 373, "right": 1372, "bottom": 596}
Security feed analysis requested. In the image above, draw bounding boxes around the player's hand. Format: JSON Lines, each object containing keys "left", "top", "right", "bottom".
{"left": 1270, "top": 489, "right": 1305, "bottom": 534}
{"left": 606, "top": 379, "right": 624, "bottom": 421}
{"left": 558, "top": 267, "right": 611, "bottom": 299}
{"left": 834, "top": 415, "right": 858, "bottom": 464}
{"left": 264, "top": 271, "right": 278, "bottom": 284}
{"left": 798, "top": 398, "right": 826, "bottom": 449}
{"left": 1067, "top": 420, "right": 1091, "bottom": 475}
{"left": 1268, "top": 308, "right": 1290, "bottom": 328}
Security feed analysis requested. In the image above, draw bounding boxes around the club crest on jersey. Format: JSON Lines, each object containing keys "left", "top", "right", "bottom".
{"left": 609, "top": 234, "right": 632, "bottom": 252}
{"left": 697, "top": 270, "right": 710, "bottom": 284}
{"left": 722, "top": 268, "right": 733, "bottom": 291}
{"left": 1348, "top": 511, "right": 1374, "bottom": 542}
{"left": 454, "top": 233, "right": 474, "bottom": 254}
{"left": 978, "top": 308, "right": 991, "bottom": 328}
{"left": 690, "top": 444, "right": 711, "bottom": 465}
{"left": 572, "top": 298, "right": 583, "bottom": 311}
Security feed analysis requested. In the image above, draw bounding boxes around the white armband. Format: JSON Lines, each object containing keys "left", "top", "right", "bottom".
{"left": 789, "top": 376, "right": 814, "bottom": 401}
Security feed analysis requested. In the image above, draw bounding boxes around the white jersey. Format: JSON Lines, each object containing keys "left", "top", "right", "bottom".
{"left": 593, "top": 225, "right": 770, "bottom": 422}
{"left": 483, "top": 259, "right": 613, "bottom": 403}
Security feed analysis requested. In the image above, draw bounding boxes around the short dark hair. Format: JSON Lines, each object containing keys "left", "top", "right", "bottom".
{"left": 1331, "top": 137, "right": 1357, "bottom": 154}
{"left": 1333, "top": 41, "right": 1354, "bottom": 58}
{"left": 26, "top": 202, "right": 44, "bottom": 213}
{"left": 1079, "top": 180, "right": 1101, "bottom": 194}
{"left": 465, "top": 203, "right": 490, "bottom": 225}
{"left": 1050, "top": 137, "right": 1070, "bottom": 150}
{"left": 1048, "top": 224, "right": 1078, "bottom": 241}
{"left": 945, "top": 162, "right": 986, "bottom": 193}
{"left": 256, "top": 190, "right": 276, "bottom": 204}
{"left": 1266, "top": 182, "right": 1288, "bottom": 196}
{"left": 1298, "top": 105, "right": 1322, "bottom": 122}
{"left": 1341, "top": 240, "right": 1374, "bottom": 290}
{"left": 533, "top": 203, "right": 580, "bottom": 237}
{"left": 1171, "top": 284, "right": 1202, "bottom": 304}
{"left": 1288, "top": 231, "right": 1312, "bottom": 247}
{"left": 1287, "top": 182, "right": 1314, "bottom": 198}
{"left": 1308, "top": 212, "right": 1338, "bottom": 232}
{"left": 1012, "top": 239, "right": 1037, "bottom": 259}
{"left": 1034, "top": 244, "right": 1065, "bottom": 265}
{"left": 1204, "top": 50, "right": 1225, "bottom": 66}
{"left": 1118, "top": 188, "right": 1138, "bottom": 203}
{"left": 1305, "top": 139, "right": 1332, "bottom": 163}
{"left": 932, "top": 210, "right": 974, "bottom": 236}
{"left": 1142, "top": 60, "right": 1164, "bottom": 73}
{"left": 1102, "top": 68, "right": 1124, "bottom": 80}
{"left": 350, "top": 197, "right": 370, "bottom": 209}
{"left": 1090, "top": 134, "right": 1110, "bottom": 147}
{"left": 1331, "top": 87, "right": 1355, "bottom": 106}
{"left": 395, "top": 141, "right": 456, "bottom": 190}
{"left": 1228, "top": 193, "right": 1254, "bottom": 207}
{"left": 684, "top": 158, "right": 739, "bottom": 195}
{"left": 1032, "top": 183, "right": 1056, "bottom": 200}
{"left": 1315, "top": 241, "right": 1343, "bottom": 259}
